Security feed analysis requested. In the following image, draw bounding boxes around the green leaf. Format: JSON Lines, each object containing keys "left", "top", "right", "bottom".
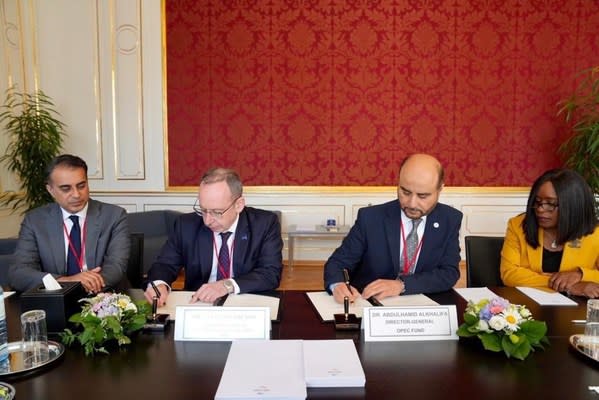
{"left": 463, "top": 313, "right": 479, "bottom": 325}
{"left": 502, "top": 334, "right": 531, "bottom": 360}
{"left": 0, "top": 86, "right": 65, "bottom": 213}
{"left": 457, "top": 323, "right": 477, "bottom": 337}
{"left": 479, "top": 332, "right": 502, "bottom": 352}
{"left": 519, "top": 320, "right": 548, "bottom": 344}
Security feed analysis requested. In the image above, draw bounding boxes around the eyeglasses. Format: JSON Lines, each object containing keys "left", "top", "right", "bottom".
{"left": 532, "top": 200, "right": 559, "bottom": 212}
{"left": 193, "top": 197, "right": 239, "bottom": 219}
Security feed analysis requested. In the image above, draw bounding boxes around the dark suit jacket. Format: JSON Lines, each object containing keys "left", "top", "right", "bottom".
{"left": 324, "top": 200, "right": 463, "bottom": 295}
{"left": 8, "top": 199, "right": 129, "bottom": 292}
{"left": 146, "top": 207, "right": 283, "bottom": 293}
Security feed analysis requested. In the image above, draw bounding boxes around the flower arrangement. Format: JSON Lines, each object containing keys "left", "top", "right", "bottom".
{"left": 60, "top": 293, "right": 151, "bottom": 356}
{"left": 456, "top": 297, "right": 549, "bottom": 360}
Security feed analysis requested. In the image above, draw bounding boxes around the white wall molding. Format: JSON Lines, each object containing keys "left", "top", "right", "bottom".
{"left": 90, "top": 189, "right": 529, "bottom": 262}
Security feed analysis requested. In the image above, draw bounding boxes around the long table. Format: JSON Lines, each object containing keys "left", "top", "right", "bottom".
{"left": 3, "top": 288, "right": 598, "bottom": 399}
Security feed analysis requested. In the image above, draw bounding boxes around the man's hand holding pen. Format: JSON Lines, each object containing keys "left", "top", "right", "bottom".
{"left": 144, "top": 282, "right": 169, "bottom": 306}
{"left": 332, "top": 268, "right": 361, "bottom": 304}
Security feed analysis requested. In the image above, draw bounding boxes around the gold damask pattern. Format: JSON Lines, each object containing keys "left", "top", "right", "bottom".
{"left": 166, "top": 0, "right": 599, "bottom": 186}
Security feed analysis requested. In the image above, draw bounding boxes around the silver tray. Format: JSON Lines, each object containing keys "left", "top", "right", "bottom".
{"left": 0, "top": 382, "right": 15, "bottom": 399}
{"left": 570, "top": 334, "right": 599, "bottom": 362}
{"left": 0, "top": 340, "right": 65, "bottom": 377}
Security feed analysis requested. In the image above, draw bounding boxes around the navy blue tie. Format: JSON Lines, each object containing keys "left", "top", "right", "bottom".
{"left": 66, "top": 215, "right": 82, "bottom": 275}
{"left": 217, "top": 232, "right": 232, "bottom": 280}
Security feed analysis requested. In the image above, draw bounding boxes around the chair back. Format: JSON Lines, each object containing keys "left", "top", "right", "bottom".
{"left": 0, "top": 238, "right": 18, "bottom": 288}
{"left": 127, "top": 210, "right": 181, "bottom": 276}
{"left": 127, "top": 233, "right": 145, "bottom": 289}
{"left": 465, "top": 235, "right": 505, "bottom": 287}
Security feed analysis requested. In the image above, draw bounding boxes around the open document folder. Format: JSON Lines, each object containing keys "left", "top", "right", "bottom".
{"left": 158, "top": 291, "right": 281, "bottom": 321}
{"left": 306, "top": 291, "right": 438, "bottom": 322}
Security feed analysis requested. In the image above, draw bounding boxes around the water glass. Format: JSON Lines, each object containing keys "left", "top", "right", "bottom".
{"left": 21, "top": 310, "right": 49, "bottom": 367}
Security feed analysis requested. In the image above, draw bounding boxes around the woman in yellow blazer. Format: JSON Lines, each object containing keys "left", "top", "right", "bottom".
{"left": 500, "top": 169, "right": 599, "bottom": 297}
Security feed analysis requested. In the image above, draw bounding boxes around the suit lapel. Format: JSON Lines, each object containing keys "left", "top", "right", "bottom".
{"left": 417, "top": 207, "right": 440, "bottom": 272}
{"left": 385, "top": 205, "right": 401, "bottom": 276}
{"left": 529, "top": 229, "right": 544, "bottom": 271}
{"left": 233, "top": 211, "right": 250, "bottom": 276}
{"left": 49, "top": 204, "right": 67, "bottom": 274}
{"left": 195, "top": 225, "right": 211, "bottom": 282}
{"left": 85, "top": 200, "right": 100, "bottom": 268}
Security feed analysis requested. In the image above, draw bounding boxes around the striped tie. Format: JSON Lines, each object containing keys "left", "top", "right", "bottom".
{"left": 217, "top": 232, "right": 232, "bottom": 280}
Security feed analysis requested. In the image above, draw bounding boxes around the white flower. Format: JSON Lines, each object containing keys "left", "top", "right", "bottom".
{"left": 125, "top": 302, "right": 137, "bottom": 312}
{"left": 476, "top": 319, "right": 492, "bottom": 333}
{"left": 488, "top": 315, "right": 507, "bottom": 331}
{"left": 501, "top": 308, "right": 522, "bottom": 333}
{"left": 518, "top": 306, "right": 531, "bottom": 319}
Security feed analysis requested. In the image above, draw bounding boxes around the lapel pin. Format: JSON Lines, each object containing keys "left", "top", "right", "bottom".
{"left": 433, "top": 222, "right": 439, "bottom": 228}
{"left": 241, "top": 234, "right": 248, "bottom": 240}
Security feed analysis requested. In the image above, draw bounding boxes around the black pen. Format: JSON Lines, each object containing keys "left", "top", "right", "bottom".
{"left": 368, "top": 296, "right": 383, "bottom": 306}
{"left": 343, "top": 268, "right": 352, "bottom": 294}
{"left": 150, "top": 282, "right": 161, "bottom": 319}
{"left": 150, "top": 281, "right": 161, "bottom": 299}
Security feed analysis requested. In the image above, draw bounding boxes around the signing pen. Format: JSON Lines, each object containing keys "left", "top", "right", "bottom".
{"left": 572, "top": 320, "right": 586, "bottom": 324}
{"left": 343, "top": 268, "right": 352, "bottom": 293}
{"left": 150, "top": 282, "right": 161, "bottom": 319}
{"left": 150, "top": 281, "right": 162, "bottom": 299}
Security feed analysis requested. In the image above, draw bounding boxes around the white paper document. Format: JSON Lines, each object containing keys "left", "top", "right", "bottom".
{"left": 158, "top": 291, "right": 212, "bottom": 319}
{"left": 223, "top": 294, "right": 280, "bottom": 321}
{"left": 306, "top": 291, "right": 371, "bottom": 321}
{"left": 306, "top": 291, "right": 438, "bottom": 322}
{"left": 378, "top": 294, "right": 439, "bottom": 307}
{"left": 159, "top": 292, "right": 281, "bottom": 321}
{"left": 454, "top": 287, "right": 499, "bottom": 303}
{"left": 303, "top": 340, "right": 365, "bottom": 388}
{"left": 215, "top": 340, "right": 307, "bottom": 400}
{"left": 517, "top": 286, "right": 578, "bottom": 306}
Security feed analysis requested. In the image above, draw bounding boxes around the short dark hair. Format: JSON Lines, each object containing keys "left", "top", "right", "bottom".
{"left": 523, "top": 168, "right": 598, "bottom": 248}
{"left": 200, "top": 167, "right": 243, "bottom": 198}
{"left": 45, "top": 154, "right": 88, "bottom": 184}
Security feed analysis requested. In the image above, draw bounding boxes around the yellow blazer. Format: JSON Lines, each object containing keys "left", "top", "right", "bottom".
{"left": 500, "top": 213, "right": 599, "bottom": 287}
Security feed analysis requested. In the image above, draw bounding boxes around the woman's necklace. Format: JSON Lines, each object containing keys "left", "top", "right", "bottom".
{"left": 550, "top": 239, "right": 557, "bottom": 249}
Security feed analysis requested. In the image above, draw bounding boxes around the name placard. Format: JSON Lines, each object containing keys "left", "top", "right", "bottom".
{"left": 363, "top": 306, "right": 459, "bottom": 342}
{"left": 174, "top": 306, "right": 271, "bottom": 341}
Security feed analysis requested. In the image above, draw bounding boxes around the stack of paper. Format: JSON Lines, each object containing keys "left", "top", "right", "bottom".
{"left": 215, "top": 339, "right": 366, "bottom": 398}
{"left": 303, "top": 340, "right": 365, "bottom": 388}
{"left": 215, "top": 340, "right": 307, "bottom": 400}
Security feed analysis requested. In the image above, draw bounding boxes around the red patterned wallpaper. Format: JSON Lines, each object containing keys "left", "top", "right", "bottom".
{"left": 166, "top": 0, "right": 599, "bottom": 187}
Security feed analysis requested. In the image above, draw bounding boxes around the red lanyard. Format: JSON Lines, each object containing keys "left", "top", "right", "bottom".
{"left": 63, "top": 218, "right": 87, "bottom": 272}
{"left": 400, "top": 219, "right": 424, "bottom": 275}
{"left": 212, "top": 235, "right": 235, "bottom": 278}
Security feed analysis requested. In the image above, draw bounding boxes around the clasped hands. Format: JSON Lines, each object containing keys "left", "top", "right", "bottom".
{"left": 549, "top": 269, "right": 599, "bottom": 298}
{"left": 332, "top": 278, "right": 404, "bottom": 304}
{"left": 57, "top": 266, "right": 104, "bottom": 293}
{"left": 143, "top": 281, "right": 229, "bottom": 306}
{"left": 548, "top": 269, "right": 582, "bottom": 293}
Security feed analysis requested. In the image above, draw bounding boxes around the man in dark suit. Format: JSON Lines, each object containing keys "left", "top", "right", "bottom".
{"left": 144, "top": 168, "right": 283, "bottom": 305}
{"left": 324, "top": 153, "right": 463, "bottom": 303}
{"left": 9, "top": 154, "right": 129, "bottom": 292}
